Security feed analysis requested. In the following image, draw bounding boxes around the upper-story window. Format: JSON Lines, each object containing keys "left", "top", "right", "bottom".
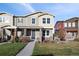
{"left": 17, "top": 18, "right": 23, "bottom": 23}
{"left": 0, "top": 17, "right": 2, "bottom": 22}
{"left": 72, "top": 22, "right": 75, "bottom": 27}
{"left": 64, "top": 22, "right": 67, "bottom": 27}
{"left": 47, "top": 18, "right": 50, "bottom": 24}
{"left": 3, "top": 17, "right": 5, "bottom": 22}
{"left": 32, "top": 18, "right": 35, "bottom": 24}
{"left": 68, "top": 22, "right": 71, "bottom": 27}
{"left": 43, "top": 18, "right": 46, "bottom": 24}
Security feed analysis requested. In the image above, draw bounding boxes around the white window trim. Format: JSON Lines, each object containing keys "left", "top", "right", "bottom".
{"left": 68, "top": 22, "right": 71, "bottom": 27}
{"left": 32, "top": 18, "right": 35, "bottom": 24}
{"left": 64, "top": 22, "right": 67, "bottom": 27}
{"left": 72, "top": 22, "right": 75, "bottom": 27}
{"left": 47, "top": 18, "right": 50, "bottom": 24}
{"left": 43, "top": 18, "right": 46, "bottom": 24}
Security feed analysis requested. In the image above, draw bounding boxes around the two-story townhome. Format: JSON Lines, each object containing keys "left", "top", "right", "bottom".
{"left": 13, "top": 12, "right": 54, "bottom": 41}
{"left": 55, "top": 17, "right": 79, "bottom": 40}
{"left": 0, "top": 12, "right": 54, "bottom": 42}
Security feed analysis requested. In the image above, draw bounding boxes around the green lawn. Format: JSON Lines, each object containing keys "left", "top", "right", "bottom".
{"left": 32, "top": 41, "right": 79, "bottom": 56}
{"left": 0, "top": 42, "right": 26, "bottom": 56}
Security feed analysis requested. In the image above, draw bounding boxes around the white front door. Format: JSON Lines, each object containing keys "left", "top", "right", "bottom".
{"left": 31, "top": 30, "right": 35, "bottom": 40}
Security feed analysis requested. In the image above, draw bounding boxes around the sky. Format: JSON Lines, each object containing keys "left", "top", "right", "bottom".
{"left": 0, "top": 3, "right": 79, "bottom": 24}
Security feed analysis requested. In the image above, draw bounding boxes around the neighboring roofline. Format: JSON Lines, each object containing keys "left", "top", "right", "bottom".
{"left": 0, "top": 12, "right": 13, "bottom": 16}
{"left": 65, "top": 17, "right": 79, "bottom": 21}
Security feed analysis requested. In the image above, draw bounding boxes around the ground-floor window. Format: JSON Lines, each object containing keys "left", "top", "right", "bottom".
{"left": 47, "top": 30, "right": 49, "bottom": 36}
{"left": 42, "top": 30, "right": 50, "bottom": 36}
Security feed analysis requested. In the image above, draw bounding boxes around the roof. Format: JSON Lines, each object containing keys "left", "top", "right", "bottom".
{"left": 0, "top": 13, "right": 6, "bottom": 15}
{"left": 14, "top": 11, "right": 55, "bottom": 18}
{"left": 38, "top": 13, "right": 55, "bottom": 17}
{"left": 0, "top": 12, "right": 13, "bottom": 16}
{"left": 65, "top": 17, "right": 79, "bottom": 22}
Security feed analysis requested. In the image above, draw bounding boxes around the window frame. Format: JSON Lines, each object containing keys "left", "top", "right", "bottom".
{"left": 47, "top": 18, "right": 50, "bottom": 24}
{"left": 68, "top": 22, "right": 71, "bottom": 27}
{"left": 47, "top": 30, "right": 49, "bottom": 36}
{"left": 0, "top": 17, "right": 2, "bottom": 22}
{"left": 32, "top": 18, "right": 35, "bottom": 24}
{"left": 72, "top": 22, "right": 75, "bottom": 27}
{"left": 43, "top": 18, "right": 46, "bottom": 24}
{"left": 64, "top": 22, "right": 67, "bottom": 27}
{"left": 17, "top": 18, "right": 23, "bottom": 23}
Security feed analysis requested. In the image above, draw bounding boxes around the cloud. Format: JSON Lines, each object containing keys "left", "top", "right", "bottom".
{"left": 20, "top": 3, "right": 35, "bottom": 13}
{"left": 52, "top": 4, "right": 79, "bottom": 15}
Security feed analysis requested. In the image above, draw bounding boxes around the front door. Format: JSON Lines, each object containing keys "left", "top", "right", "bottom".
{"left": 31, "top": 30, "right": 35, "bottom": 40}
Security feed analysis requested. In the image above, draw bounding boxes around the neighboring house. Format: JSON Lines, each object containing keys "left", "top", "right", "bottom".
{"left": 0, "top": 12, "right": 54, "bottom": 42}
{"left": 55, "top": 17, "right": 79, "bottom": 40}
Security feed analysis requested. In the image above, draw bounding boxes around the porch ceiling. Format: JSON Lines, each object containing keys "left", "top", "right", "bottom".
{"left": 17, "top": 26, "right": 42, "bottom": 29}
{"left": 4, "top": 26, "right": 17, "bottom": 29}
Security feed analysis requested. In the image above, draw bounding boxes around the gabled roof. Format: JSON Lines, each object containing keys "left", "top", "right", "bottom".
{"left": 0, "top": 13, "right": 6, "bottom": 15}
{"left": 25, "top": 11, "right": 54, "bottom": 17}
{"left": 65, "top": 17, "right": 79, "bottom": 22}
{"left": 38, "top": 13, "right": 55, "bottom": 17}
{"left": 14, "top": 11, "right": 55, "bottom": 18}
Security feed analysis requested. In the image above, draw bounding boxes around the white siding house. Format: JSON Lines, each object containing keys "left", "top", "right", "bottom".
{"left": 0, "top": 12, "right": 54, "bottom": 42}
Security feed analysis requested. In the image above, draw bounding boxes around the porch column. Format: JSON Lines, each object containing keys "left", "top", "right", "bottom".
{"left": 39, "top": 29, "right": 42, "bottom": 42}
{"left": 24, "top": 28, "right": 26, "bottom": 36}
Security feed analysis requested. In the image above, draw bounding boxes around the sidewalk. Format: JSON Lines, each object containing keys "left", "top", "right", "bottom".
{"left": 16, "top": 40, "right": 36, "bottom": 56}
{"left": 0, "top": 42, "right": 11, "bottom": 45}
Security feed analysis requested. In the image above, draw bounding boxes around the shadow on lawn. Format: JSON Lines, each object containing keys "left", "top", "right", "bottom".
{"left": 34, "top": 54, "right": 54, "bottom": 56}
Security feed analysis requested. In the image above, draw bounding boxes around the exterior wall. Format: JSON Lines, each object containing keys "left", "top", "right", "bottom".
{"left": 38, "top": 15, "right": 54, "bottom": 29}
{"left": 14, "top": 13, "right": 42, "bottom": 27}
{"left": 14, "top": 13, "right": 54, "bottom": 30}
{"left": 0, "top": 14, "right": 13, "bottom": 27}
{"left": 0, "top": 12, "right": 54, "bottom": 42}
{"left": 35, "top": 30, "right": 41, "bottom": 41}
{"left": 14, "top": 12, "right": 54, "bottom": 41}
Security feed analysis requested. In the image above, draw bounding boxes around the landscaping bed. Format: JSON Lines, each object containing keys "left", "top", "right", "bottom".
{"left": 32, "top": 41, "right": 79, "bottom": 56}
{"left": 0, "top": 42, "right": 26, "bottom": 56}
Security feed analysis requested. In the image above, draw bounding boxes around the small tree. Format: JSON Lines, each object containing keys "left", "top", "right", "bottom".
{"left": 58, "top": 29, "right": 66, "bottom": 41}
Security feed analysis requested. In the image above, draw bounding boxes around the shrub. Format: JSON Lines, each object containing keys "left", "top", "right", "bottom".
{"left": 19, "top": 36, "right": 30, "bottom": 43}
{"left": 74, "top": 38, "right": 79, "bottom": 41}
{"left": 15, "top": 37, "right": 19, "bottom": 42}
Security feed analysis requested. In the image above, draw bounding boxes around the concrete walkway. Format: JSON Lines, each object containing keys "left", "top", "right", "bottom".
{"left": 16, "top": 40, "right": 36, "bottom": 56}
{"left": 0, "top": 42, "right": 11, "bottom": 45}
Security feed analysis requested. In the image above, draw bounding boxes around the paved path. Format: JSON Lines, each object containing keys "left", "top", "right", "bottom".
{"left": 0, "top": 42, "right": 11, "bottom": 45}
{"left": 16, "top": 40, "right": 36, "bottom": 56}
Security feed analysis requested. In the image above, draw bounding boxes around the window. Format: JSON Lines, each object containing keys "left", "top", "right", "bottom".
{"left": 0, "top": 17, "right": 2, "bottom": 22}
{"left": 17, "top": 18, "right": 23, "bottom": 23}
{"left": 43, "top": 18, "right": 46, "bottom": 24}
{"left": 42, "top": 30, "right": 50, "bottom": 36}
{"left": 42, "top": 30, "right": 45, "bottom": 36}
{"left": 3, "top": 17, "right": 5, "bottom": 22}
{"left": 47, "top": 18, "right": 50, "bottom": 24}
{"left": 47, "top": 30, "right": 49, "bottom": 36}
{"left": 68, "top": 22, "right": 71, "bottom": 27}
{"left": 72, "top": 22, "right": 75, "bottom": 27}
{"left": 64, "top": 22, "right": 67, "bottom": 27}
{"left": 32, "top": 18, "right": 35, "bottom": 24}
